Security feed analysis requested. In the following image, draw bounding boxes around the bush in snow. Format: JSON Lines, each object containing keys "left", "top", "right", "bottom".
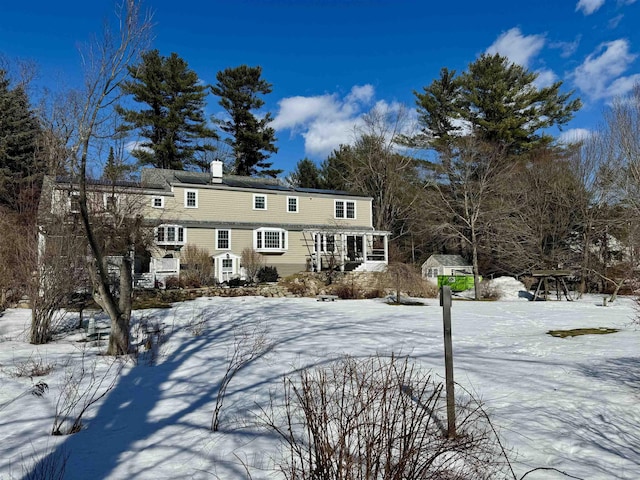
{"left": 265, "top": 354, "right": 510, "bottom": 479}
{"left": 257, "top": 265, "right": 279, "bottom": 283}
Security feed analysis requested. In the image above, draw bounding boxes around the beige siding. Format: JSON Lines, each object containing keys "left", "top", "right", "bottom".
{"left": 141, "top": 185, "right": 373, "bottom": 229}
{"left": 51, "top": 179, "right": 376, "bottom": 277}
{"left": 153, "top": 227, "right": 311, "bottom": 274}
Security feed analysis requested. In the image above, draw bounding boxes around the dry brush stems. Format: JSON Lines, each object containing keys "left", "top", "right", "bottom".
{"left": 51, "top": 347, "right": 124, "bottom": 435}
{"left": 264, "top": 354, "right": 510, "bottom": 480}
{"left": 211, "top": 319, "right": 272, "bottom": 432}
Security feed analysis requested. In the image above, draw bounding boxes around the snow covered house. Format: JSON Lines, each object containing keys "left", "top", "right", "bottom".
{"left": 39, "top": 161, "right": 389, "bottom": 286}
{"left": 421, "top": 254, "right": 472, "bottom": 281}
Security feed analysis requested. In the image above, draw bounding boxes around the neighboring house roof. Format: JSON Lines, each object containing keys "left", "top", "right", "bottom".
{"left": 140, "top": 168, "right": 364, "bottom": 197}
{"left": 423, "top": 254, "right": 470, "bottom": 267}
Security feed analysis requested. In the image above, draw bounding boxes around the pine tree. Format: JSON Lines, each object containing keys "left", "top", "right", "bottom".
{"left": 117, "top": 50, "right": 217, "bottom": 171}
{"left": 211, "top": 65, "right": 280, "bottom": 177}
{"left": 415, "top": 54, "right": 581, "bottom": 154}
{"left": 289, "top": 158, "right": 323, "bottom": 189}
{"left": 0, "top": 69, "right": 42, "bottom": 209}
{"left": 102, "top": 146, "right": 135, "bottom": 184}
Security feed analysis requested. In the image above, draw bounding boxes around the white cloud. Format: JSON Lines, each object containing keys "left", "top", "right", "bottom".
{"left": 270, "top": 95, "right": 338, "bottom": 130}
{"left": 572, "top": 39, "right": 638, "bottom": 99}
{"left": 346, "top": 84, "right": 374, "bottom": 104}
{"left": 558, "top": 128, "right": 593, "bottom": 144}
{"left": 608, "top": 14, "right": 624, "bottom": 28}
{"left": 576, "top": 0, "right": 606, "bottom": 15}
{"left": 550, "top": 36, "right": 581, "bottom": 58}
{"left": 125, "top": 140, "right": 151, "bottom": 154}
{"left": 271, "top": 85, "right": 376, "bottom": 157}
{"left": 486, "top": 27, "right": 545, "bottom": 68}
{"left": 534, "top": 69, "right": 558, "bottom": 88}
{"left": 606, "top": 73, "right": 640, "bottom": 97}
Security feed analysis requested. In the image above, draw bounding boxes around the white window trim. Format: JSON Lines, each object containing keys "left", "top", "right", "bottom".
{"left": 155, "top": 224, "right": 187, "bottom": 246}
{"left": 68, "top": 191, "right": 80, "bottom": 213}
{"left": 103, "top": 193, "right": 119, "bottom": 210}
{"left": 151, "top": 196, "right": 165, "bottom": 208}
{"left": 254, "top": 227, "right": 287, "bottom": 253}
{"left": 253, "top": 194, "right": 267, "bottom": 210}
{"left": 184, "top": 189, "right": 198, "bottom": 208}
{"left": 215, "top": 229, "right": 231, "bottom": 250}
{"left": 334, "top": 199, "right": 356, "bottom": 219}
{"left": 287, "top": 196, "right": 299, "bottom": 213}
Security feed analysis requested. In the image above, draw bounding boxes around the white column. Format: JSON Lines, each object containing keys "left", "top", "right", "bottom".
{"left": 383, "top": 235, "right": 389, "bottom": 263}
{"left": 340, "top": 234, "right": 346, "bottom": 271}
{"left": 315, "top": 233, "right": 322, "bottom": 272}
{"left": 362, "top": 234, "right": 368, "bottom": 267}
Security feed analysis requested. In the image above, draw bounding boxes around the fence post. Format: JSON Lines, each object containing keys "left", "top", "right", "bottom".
{"left": 440, "top": 285, "right": 456, "bottom": 438}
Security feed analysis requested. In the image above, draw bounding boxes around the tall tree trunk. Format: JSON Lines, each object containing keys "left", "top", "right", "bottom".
{"left": 471, "top": 226, "right": 481, "bottom": 301}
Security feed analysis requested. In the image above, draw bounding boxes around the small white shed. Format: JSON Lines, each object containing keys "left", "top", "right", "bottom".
{"left": 421, "top": 254, "right": 472, "bottom": 280}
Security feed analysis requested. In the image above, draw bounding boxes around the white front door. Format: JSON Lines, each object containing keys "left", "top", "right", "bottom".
{"left": 214, "top": 253, "right": 240, "bottom": 283}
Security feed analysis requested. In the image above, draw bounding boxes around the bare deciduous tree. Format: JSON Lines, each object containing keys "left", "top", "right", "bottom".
{"left": 71, "top": 0, "right": 152, "bottom": 355}
{"left": 422, "top": 138, "right": 508, "bottom": 299}
{"left": 324, "top": 104, "right": 425, "bottom": 242}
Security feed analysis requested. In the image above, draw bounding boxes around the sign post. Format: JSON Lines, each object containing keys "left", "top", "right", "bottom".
{"left": 440, "top": 285, "right": 456, "bottom": 438}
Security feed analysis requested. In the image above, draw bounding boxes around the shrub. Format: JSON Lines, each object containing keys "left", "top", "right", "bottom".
{"left": 163, "top": 276, "right": 180, "bottom": 290}
{"left": 379, "top": 263, "right": 439, "bottom": 299}
{"left": 479, "top": 280, "right": 501, "bottom": 300}
{"left": 180, "top": 244, "right": 213, "bottom": 287}
{"left": 228, "top": 277, "right": 248, "bottom": 288}
{"left": 241, "top": 248, "right": 264, "bottom": 284}
{"left": 11, "top": 352, "right": 55, "bottom": 378}
{"left": 257, "top": 266, "right": 279, "bottom": 283}
{"left": 333, "top": 283, "right": 359, "bottom": 299}
{"left": 265, "top": 355, "right": 508, "bottom": 480}
{"left": 363, "top": 288, "right": 385, "bottom": 299}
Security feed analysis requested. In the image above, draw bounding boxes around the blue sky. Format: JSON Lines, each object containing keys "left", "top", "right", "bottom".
{"left": 1, "top": 0, "right": 639, "bottom": 174}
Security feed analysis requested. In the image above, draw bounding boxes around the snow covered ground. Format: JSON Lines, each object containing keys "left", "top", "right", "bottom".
{"left": 1, "top": 284, "right": 639, "bottom": 479}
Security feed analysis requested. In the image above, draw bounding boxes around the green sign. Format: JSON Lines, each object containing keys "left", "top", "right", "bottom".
{"left": 437, "top": 275, "right": 478, "bottom": 292}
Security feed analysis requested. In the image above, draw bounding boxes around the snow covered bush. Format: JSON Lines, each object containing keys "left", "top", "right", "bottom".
{"left": 265, "top": 354, "right": 509, "bottom": 479}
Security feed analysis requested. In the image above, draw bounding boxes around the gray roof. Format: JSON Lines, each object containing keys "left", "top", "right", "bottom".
{"left": 140, "top": 168, "right": 362, "bottom": 197}
{"left": 427, "top": 254, "right": 470, "bottom": 267}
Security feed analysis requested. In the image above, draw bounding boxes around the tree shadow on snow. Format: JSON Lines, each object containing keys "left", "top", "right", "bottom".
{"left": 21, "top": 305, "right": 262, "bottom": 480}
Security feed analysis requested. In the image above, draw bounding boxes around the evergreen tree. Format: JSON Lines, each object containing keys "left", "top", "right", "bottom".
{"left": 289, "top": 158, "right": 323, "bottom": 189}
{"left": 211, "top": 65, "right": 280, "bottom": 177}
{"left": 117, "top": 50, "right": 217, "bottom": 170}
{"left": 0, "top": 69, "right": 42, "bottom": 209}
{"left": 321, "top": 146, "right": 353, "bottom": 192}
{"left": 102, "top": 146, "right": 135, "bottom": 184}
{"left": 414, "top": 54, "right": 581, "bottom": 154}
